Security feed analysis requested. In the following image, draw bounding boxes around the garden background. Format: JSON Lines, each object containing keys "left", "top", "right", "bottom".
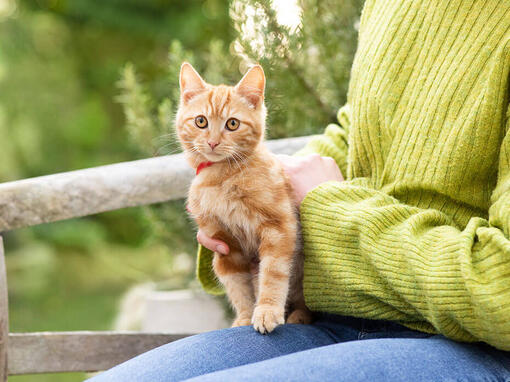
{"left": 0, "top": 0, "right": 363, "bottom": 380}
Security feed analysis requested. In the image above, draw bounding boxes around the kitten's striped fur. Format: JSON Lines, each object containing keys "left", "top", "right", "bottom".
{"left": 176, "top": 63, "right": 311, "bottom": 333}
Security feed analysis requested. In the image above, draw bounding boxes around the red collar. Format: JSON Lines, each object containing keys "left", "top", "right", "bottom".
{"left": 196, "top": 161, "right": 215, "bottom": 175}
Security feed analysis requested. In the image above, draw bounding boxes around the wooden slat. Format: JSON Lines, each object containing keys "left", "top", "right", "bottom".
{"left": 7, "top": 331, "right": 191, "bottom": 375}
{"left": 0, "top": 238, "right": 8, "bottom": 382}
{"left": 0, "top": 136, "right": 312, "bottom": 232}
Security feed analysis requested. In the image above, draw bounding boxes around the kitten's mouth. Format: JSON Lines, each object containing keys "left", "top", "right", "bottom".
{"left": 202, "top": 151, "right": 225, "bottom": 162}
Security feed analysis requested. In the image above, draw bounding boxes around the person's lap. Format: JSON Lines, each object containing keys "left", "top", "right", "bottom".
{"left": 87, "top": 320, "right": 339, "bottom": 382}
{"left": 184, "top": 335, "right": 510, "bottom": 382}
{"left": 88, "top": 315, "right": 510, "bottom": 382}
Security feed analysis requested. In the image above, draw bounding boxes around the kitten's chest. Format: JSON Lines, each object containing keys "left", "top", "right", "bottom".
{"left": 189, "top": 178, "right": 261, "bottom": 253}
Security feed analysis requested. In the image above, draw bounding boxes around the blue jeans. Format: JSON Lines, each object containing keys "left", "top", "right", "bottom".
{"left": 88, "top": 314, "right": 510, "bottom": 381}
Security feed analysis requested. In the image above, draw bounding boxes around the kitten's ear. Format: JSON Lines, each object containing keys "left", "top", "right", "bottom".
{"left": 180, "top": 62, "right": 207, "bottom": 103}
{"left": 235, "top": 65, "right": 265, "bottom": 108}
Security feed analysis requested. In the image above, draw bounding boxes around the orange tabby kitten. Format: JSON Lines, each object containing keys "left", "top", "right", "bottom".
{"left": 176, "top": 62, "right": 312, "bottom": 333}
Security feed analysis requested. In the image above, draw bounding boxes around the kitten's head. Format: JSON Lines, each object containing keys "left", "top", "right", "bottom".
{"left": 175, "top": 62, "right": 266, "bottom": 166}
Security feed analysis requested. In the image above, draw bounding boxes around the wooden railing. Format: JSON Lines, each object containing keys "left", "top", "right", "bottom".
{"left": 0, "top": 136, "right": 311, "bottom": 379}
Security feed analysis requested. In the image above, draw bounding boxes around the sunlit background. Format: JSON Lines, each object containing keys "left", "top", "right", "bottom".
{"left": 0, "top": 0, "right": 363, "bottom": 380}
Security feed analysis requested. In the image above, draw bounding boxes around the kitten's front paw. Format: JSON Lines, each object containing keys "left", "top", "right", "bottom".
{"left": 252, "top": 304, "right": 284, "bottom": 334}
{"left": 232, "top": 317, "right": 252, "bottom": 327}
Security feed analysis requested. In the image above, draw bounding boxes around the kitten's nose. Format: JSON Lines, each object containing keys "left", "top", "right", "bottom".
{"left": 208, "top": 141, "right": 219, "bottom": 150}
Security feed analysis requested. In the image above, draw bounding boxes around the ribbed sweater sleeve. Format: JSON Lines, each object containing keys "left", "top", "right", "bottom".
{"left": 299, "top": 109, "right": 510, "bottom": 350}
{"left": 488, "top": 112, "right": 510, "bottom": 239}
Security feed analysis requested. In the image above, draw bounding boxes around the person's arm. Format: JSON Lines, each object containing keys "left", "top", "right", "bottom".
{"left": 299, "top": 111, "right": 510, "bottom": 350}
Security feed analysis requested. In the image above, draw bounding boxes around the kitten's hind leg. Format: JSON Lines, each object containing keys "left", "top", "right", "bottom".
{"left": 213, "top": 251, "right": 255, "bottom": 327}
{"left": 287, "top": 309, "right": 313, "bottom": 324}
{"left": 286, "top": 300, "right": 313, "bottom": 325}
{"left": 286, "top": 255, "right": 312, "bottom": 325}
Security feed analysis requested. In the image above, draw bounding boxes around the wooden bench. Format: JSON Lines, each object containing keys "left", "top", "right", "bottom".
{"left": 0, "top": 136, "right": 310, "bottom": 379}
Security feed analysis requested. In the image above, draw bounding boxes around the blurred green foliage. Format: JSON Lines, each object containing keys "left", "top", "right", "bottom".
{"left": 0, "top": 0, "right": 363, "bottom": 380}
{"left": 1, "top": 0, "right": 231, "bottom": 380}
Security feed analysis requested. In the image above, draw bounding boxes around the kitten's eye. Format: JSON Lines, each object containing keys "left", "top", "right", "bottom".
{"left": 195, "top": 115, "right": 208, "bottom": 129}
{"left": 225, "top": 118, "right": 240, "bottom": 131}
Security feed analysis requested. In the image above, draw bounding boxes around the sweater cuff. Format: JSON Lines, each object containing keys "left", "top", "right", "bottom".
{"left": 299, "top": 180, "right": 438, "bottom": 335}
{"left": 196, "top": 244, "right": 225, "bottom": 295}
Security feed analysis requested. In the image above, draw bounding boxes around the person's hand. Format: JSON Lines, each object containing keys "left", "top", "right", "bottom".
{"left": 276, "top": 153, "right": 344, "bottom": 206}
{"left": 196, "top": 230, "right": 229, "bottom": 255}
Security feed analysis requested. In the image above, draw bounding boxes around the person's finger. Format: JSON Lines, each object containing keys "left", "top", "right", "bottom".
{"left": 196, "top": 230, "right": 229, "bottom": 255}
{"left": 322, "top": 156, "right": 344, "bottom": 180}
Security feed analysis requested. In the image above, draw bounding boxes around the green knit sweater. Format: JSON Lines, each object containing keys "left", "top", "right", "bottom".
{"left": 197, "top": 0, "right": 510, "bottom": 351}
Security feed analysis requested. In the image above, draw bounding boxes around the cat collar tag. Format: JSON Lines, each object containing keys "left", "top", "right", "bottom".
{"left": 196, "top": 161, "right": 214, "bottom": 175}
